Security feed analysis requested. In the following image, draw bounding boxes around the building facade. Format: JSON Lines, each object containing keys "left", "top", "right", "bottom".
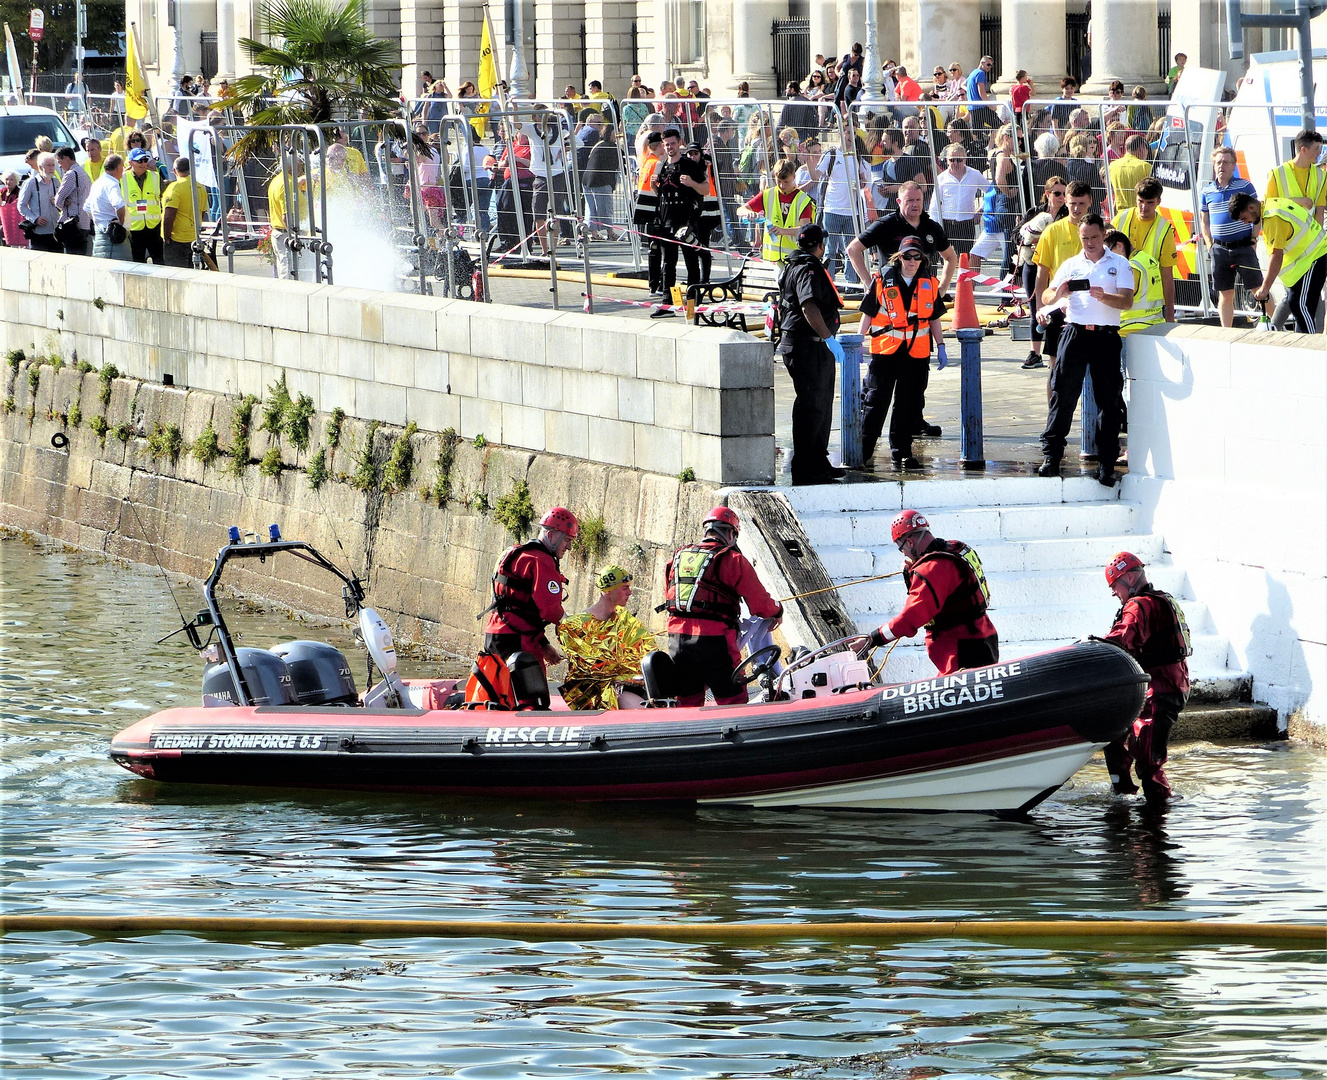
{"left": 134, "top": 0, "right": 1321, "bottom": 107}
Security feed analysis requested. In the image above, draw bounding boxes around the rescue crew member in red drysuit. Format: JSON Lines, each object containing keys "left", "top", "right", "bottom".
{"left": 1100, "top": 551, "right": 1192, "bottom": 804}
{"left": 663, "top": 506, "right": 783, "bottom": 707}
{"left": 480, "top": 507, "right": 579, "bottom": 675}
{"left": 859, "top": 509, "right": 999, "bottom": 675}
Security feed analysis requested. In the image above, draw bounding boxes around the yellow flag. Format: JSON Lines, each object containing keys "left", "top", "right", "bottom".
{"left": 125, "top": 25, "right": 150, "bottom": 120}
{"left": 473, "top": 10, "right": 498, "bottom": 139}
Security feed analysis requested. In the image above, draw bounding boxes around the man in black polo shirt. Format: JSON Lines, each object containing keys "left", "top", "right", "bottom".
{"left": 777, "top": 223, "right": 846, "bottom": 486}
{"left": 846, "top": 181, "right": 956, "bottom": 438}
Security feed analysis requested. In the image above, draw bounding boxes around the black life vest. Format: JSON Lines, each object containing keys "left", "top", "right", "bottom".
{"left": 664, "top": 543, "right": 742, "bottom": 629}
{"left": 1116, "top": 585, "right": 1193, "bottom": 668}
{"left": 479, "top": 539, "right": 553, "bottom": 627}
{"left": 903, "top": 540, "right": 992, "bottom": 634}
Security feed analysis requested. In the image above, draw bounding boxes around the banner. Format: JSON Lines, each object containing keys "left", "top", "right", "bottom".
{"left": 125, "top": 25, "right": 150, "bottom": 120}
{"left": 3, "top": 23, "right": 23, "bottom": 99}
{"left": 176, "top": 119, "right": 218, "bottom": 187}
{"left": 473, "top": 9, "right": 498, "bottom": 139}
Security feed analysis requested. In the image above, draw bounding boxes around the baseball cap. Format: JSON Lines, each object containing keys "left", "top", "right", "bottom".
{"left": 127, "top": 148, "right": 152, "bottom": 163}
{"left": 594, "top": 565, "right": 633, "bottom": 591}
{"left": 797, "top": 222, "right": 828, "bottom": 248}
{"left": 898, "top": 235, "right": 925, "bottom": 256}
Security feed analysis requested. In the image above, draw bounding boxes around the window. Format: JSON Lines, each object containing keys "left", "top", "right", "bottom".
{"left": 670, "top": 0, "right": 705, "bottom": 65}
{"left": 139, "top": 0, "right": 159, "bottom": 66}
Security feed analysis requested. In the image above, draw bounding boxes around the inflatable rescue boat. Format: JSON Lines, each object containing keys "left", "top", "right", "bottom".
{"left": 110, "top": 533, "right": 1149, "bottom": 814}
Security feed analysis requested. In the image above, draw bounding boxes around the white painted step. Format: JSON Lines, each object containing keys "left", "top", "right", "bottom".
{"left": 785, "top": 475, "right": 1123, "bottom": 515}
{"left": 801, "top": 502, "right": 1141, "bottom": 548}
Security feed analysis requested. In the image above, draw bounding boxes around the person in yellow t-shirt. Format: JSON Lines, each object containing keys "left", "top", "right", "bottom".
{"left": 267, "top": 158, "right": 312, "bottom": 279}
{"left": 161, "top": 156, "right": 208, "bottom": 267}
{"left": 1107, "top": 135, "right": 1153, "bottom": 212}
{"left": 330, "top": 128, "right": 369, "bottom": 176}
{"left": 1112, "top": 176, "right": 1176, "bottom": 322}
{"left": 1263, "top": 128, "right": 1326, "bottom": 226}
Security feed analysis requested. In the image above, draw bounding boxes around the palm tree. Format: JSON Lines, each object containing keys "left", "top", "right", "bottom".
{"left": 218, "top": 0, "right": 403, "bottom": 160}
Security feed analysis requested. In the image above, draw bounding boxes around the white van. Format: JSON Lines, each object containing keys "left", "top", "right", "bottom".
{"left": 0, "top": 104, "right": 80, "bottom": 178}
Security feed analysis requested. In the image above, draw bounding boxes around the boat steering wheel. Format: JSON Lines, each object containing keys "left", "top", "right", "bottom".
{"left": 774, "top": 635, "right": 873, "bottom": 694}
{"left": 731, "top": 644, "right": 782, "bottom": 688}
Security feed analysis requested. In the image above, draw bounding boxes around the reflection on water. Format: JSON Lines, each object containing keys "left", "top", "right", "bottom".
{"left": 3, "top": 538, "right": 1325, "bottom": 1078}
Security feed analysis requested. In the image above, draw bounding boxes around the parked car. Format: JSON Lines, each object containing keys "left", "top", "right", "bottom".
{"left": 0, "top": 104, "right": 80, "bottom": 178}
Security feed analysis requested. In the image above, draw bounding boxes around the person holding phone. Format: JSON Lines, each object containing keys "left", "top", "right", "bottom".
{"left": 1036, "top": 214, "right": 1134, "bottom": 487}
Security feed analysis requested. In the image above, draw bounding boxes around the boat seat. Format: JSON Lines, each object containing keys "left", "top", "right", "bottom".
{"left": 506, "top": 650, "right": 551, "bottom": 710}
{"left": 641, "top": 650, "right": 679, "bottom": 704}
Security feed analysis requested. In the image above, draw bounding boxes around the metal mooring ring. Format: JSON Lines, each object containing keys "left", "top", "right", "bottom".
{"left": 51, "top": 432, "right": 69, "bottom": 450}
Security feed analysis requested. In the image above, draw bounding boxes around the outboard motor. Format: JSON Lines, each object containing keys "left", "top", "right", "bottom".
{"left": 506, "top": 651, "right": 550, "bottom": 710}
{"left": 202, "top": 647, "right": 296, "bottom": 706}
{"left": 270, "top": 641, "right": 358, "bottom": 706}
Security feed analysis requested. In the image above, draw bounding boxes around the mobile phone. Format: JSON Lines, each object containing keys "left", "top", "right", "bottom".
{"left": 1067, "top": 278, "right": 1091, "bottom": 292}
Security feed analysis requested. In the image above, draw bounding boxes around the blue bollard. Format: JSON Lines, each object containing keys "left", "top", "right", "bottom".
{"left": 837, "top": 332, "right": 863, "bottom": 469}
{"left": 1080, "top": 367, "right": 1099, "bottom": 458}
{"left": 956, "top": 327, "right": 985, "bottom": 469}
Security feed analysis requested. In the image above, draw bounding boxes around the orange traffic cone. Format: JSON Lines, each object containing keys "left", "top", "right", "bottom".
{"left": 952, "top": 252, "right": 980, "bottom": 331}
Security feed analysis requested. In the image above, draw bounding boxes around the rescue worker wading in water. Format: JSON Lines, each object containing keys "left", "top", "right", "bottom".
{"left": 858, "top": 510, "right": 999, "bottom": 675}
{"left": 663, "top": 506, "right": 783, "bottom": 707}
{"left": 1099, "top": 551, "right": 1192, "bottom": 804}
{"left": 480, "top": 507, "right": 579, "bottom": 675}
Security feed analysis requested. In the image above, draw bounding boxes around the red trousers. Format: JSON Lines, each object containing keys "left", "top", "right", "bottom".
{"left": 1104, "top": 690, "right": 1185, "bottom": 803}
{"left": 926, "top": 632, "right": 999, "bottom": 675}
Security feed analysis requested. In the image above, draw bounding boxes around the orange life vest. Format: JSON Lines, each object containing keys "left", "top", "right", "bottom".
{"left": 633, "top": 154, "right": 663, "bottom": 225}
{"left": 864, "top": 275, "right": 938, "bottom": 358}
{"left": 463, "top": 649, "right": 517, "bottom": 710}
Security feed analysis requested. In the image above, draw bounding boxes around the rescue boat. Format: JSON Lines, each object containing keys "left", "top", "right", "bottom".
{"left": 109, "top": 533, "right": 1149, "bottom": 814}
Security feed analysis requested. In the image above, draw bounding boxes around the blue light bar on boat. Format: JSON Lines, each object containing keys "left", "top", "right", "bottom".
{"left": 269, "top": 524, "right": 282, "bottom": 542}
{"left": 228, "top": 526, "right": 241, "bottom": 544}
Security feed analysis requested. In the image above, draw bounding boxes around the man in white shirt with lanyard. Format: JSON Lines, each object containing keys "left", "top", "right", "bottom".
{"left": 1036, "top": 213, "right": 1134, "bottom": 487}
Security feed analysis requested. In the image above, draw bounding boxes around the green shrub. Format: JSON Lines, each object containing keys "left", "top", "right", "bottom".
{"left": 49, "top": 355, "right": 64, "bottom": 374}
{"left": 93, "top": 297, "right": 106, "bottom": 311}
{"left": 325, "top": 407, "right": 346, "bottom": 450}
{"left": 493, "top": 479, "right": 534, "bottom": 540}
{"left": 572, "top": 515, "right": 609, "bottom": 562}
{"left": 383, "top": 421, "right": 418, "bottom": 492}
{"left": 147, "top": 424, "right": 183, "bottom": 462}
{"left": 306, "top": 446, "right": 329, "bottom": 490}
{"left": 77, "top": 360, "right": 94, "bottom": 375}
{"left": 259, "top": 447, "right": 283, "bottom": 478}
{"left": 430, "top": 427, "right": 462, "bottom": 506}
{"left": 6, "top": 348, "right": 24, "bottom": 372}
{"left": 112, "top": 421, "right": 132, "bottom": 443}
{"left": 286, "top": 393, "right": 315, "bottom": 452}
{"left": 677, "top": 467, "right": 696, "bottom": 483}
{"left": 68, "top": 402, "right": 82, "bottom": 428}
{"left": 349, "top": 421, "right": 381, "bottom": 492}
{"left": 27, "top": 366, "right": 41, "bottom": 395}
{"left": 2, "top": 397, "right": 14, "bottom": 415}
{"left": 470, "top": 491, "right": 490, "bottom": 514}
{"left": 98, "top": 364, "right": 120, "bottom": 407}
{"left": 89, "top": 414, "right": 108, "bottom": 442}
{"left": 261, "top": 373, "right": 292, "bottom": 441}
{"left": 225, "top": 394, "right": 257, "bottom": 478}
{"left": 472, "top": 433, "right": 487, "bottom": 448}
{"left": 191, "top": 422, "right": 221, "bottom": 466}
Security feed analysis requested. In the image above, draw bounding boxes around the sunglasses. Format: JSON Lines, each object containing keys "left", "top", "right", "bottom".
{"left": 949, "top": 67, "right": 961, "bottom": 72}
{"left": 900, "top": 252, "right": 922, "bottom": 260}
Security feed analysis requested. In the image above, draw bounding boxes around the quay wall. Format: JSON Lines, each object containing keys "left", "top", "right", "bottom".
{"left": 0, "top": 248, "right": 775, "bottom": 486}
{"left": 0, "top": 360, "right": 721, "bottom": 657}
{"left": 1125, "top": 325, "right": 1326, "bottom": 739}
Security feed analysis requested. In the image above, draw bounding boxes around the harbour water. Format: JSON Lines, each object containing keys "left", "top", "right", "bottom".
{"left": 2, "top": 537, "right": 1325, "bottom": 1078}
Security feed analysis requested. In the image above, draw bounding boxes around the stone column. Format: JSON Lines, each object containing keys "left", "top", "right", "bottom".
{"left": 835, "top": 2, "right": 900, "bottom": 71}
{"left": 810, "top": 0, "right": 837, "bottom": 67}
{"left": 731, "top": 0, "right": 781, "bottom": 98}
{"left": 899, "top": 0, "right": 976, "bottom": 79}
{"left": 534, "top": 0, "right": 585, "bottom": 99}
{"left": 443, "top": 1, "right": 483, "bottom": 89}
{"left": 1082, "top": 0, "right": 1163, "bottom": 96}
{"left": 216, "top": 0, "right": 236, "bottom": 82}
{"left": 997, "top": 0, "right": 1065, "bottom": 94}
{"left": 584, "top": 1, "right": 635, "bottom": 95}
{"left": 400, "top": 0, "right": 446, "bottom": 100}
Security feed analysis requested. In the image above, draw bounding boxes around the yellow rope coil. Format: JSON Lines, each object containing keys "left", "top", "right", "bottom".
{"left": 2, "top": 916, "right": 1323, "bottom": 945}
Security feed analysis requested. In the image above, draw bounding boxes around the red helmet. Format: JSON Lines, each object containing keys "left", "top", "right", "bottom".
{"left": 539, "top": 506, "right": 579, "bottom": 538}
{"left": 703, "top": 506, "right": 740, "bottom": 534}
{"left": 890, "top": 509, "right": 930, "bottom": 543}
{"left": 1104, "top": 551, "right": 1144, "bottom": 585}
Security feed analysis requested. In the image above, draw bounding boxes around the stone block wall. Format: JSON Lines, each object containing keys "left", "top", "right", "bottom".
{"left": 0, "top": 249, "right": 775, "bottom": 486}
{"left": 1124, "top": 324, "right": 1327, "bottom": 739}
{"left": 0, "top": 360, "right": 720, "bottom": 659}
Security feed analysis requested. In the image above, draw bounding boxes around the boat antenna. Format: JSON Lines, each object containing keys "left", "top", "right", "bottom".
{"left": 121, "top": 496, "right": 191, "bottom": 637}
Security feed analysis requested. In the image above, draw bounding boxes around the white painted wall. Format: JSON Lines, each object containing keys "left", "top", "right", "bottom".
{"left": 1124, "top": 325, "right": 1326, "bottom": 736}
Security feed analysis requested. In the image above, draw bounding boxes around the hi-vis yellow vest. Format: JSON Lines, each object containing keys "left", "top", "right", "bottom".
{"left": 761, "top": 186, "right": 812, "bottom": 263}
{"left": 1271, "top": 161, "right": 1326, "bottom": 208}
{"left": 1116, "top": 207, "right": 1173, "bottom": 262}
{"left": 1121, "top": 250, "right": 1163, "bottom": 337}
{"left": 1262, "top": 197, "right": 1327, "bottom": 288}
{"left": 121, "top": 168, "right": 162, "bottom": 231}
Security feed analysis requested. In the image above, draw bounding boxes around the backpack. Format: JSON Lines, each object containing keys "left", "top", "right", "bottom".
{"left": 463, "top": 649, "right": 517, "bottom": 710}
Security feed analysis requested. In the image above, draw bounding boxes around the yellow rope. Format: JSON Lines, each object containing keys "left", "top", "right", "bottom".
{"left": 779, "top": 570, "right": 903, "bottom": 604}
{"left": 870, "top": 637, "right": 902, "bottom": 682}
{"left": 2, "top": 915, "right": 1322, "bottom": 945}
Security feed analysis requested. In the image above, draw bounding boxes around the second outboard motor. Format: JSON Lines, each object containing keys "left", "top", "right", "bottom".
{"left": 506, "top": 651, "right": 550, "bottom": 710}
{"left": 202, "top": 648, "right": 296, "bottom": 706}
{"left": 270, "top": 641, "right": 358, "bottom": 706}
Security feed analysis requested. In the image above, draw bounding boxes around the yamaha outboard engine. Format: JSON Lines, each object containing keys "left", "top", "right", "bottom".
{"left": 202, "top": 647, "right": 296, "bottom": 706}
{"left": 506, "top": 651, "right": 550, "bottom": 710}
{"left": 270, "top": 640, "right": 358, "bottom": 706}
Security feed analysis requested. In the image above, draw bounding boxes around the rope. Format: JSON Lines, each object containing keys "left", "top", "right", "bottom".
{"left": 778, "top": 571, "right": 903, "bottom": 604}
{"left": 3, "top": 915, "right": 1322, "bottom": 945}
{"left": 869, "top": 636, "right": 903, "bottom": 682}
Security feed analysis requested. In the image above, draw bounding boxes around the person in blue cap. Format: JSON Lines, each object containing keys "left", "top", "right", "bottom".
{"left": 122, "top": 147, "right": 165, "bottom": 264}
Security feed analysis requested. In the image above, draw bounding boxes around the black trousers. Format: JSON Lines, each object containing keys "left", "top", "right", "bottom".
{"left": 29, "top": 232, "right": 62, "bottom": 253}
{"left": 163, "top": 238, "right": 194, "bottom": 267}
{"left": 59, "top": 226, "right": 88, "bottom": 256}
{"left": 1041, "top": 323, "right": 1124, "bottom": 466}
{"left": 661, "top": 234, "right": 701, "bottom": 291}
{"left": 645, "top": 226, "right": 666, "bottom": 292}
{"left": 1285, "top": 256, "right": 1327, "bottom": 334}
{"left": 129, "top": 227, "right": 165, "bottom": 264}
{"left": 861, "top": 352, "right": 927, "bottom": 461}
{"left": 781, "top": 340, "right": 837, "bottom": 484}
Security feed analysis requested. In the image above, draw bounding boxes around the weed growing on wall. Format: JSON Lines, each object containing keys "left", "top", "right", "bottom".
{"left": 191, "top": 422, "right": 221, "bottom": 466}
{"left": 259, "top": 447, "right": 283, "bottom": 478}
{"left": 286, "top": 393, "right": 315, "bottom": 452}
{"left": 471, "top": 491, "right": 490, "bottom": 514}
{"left": 677, "top": 467, "right": 696, "bottom": 483}
{"left": 112, "top": 421, "right": 132, "bottom": 443}
{"left": 77, "top": 360, "right": 94, "bottom": 375}
{"left": 6, "top": 349, "right": 23, "bottom": 372}
{"left": 68, "top": 402, "right": 82, "bottom": 428}
{"left": 27, "top": 366, "right": 41, "bottom": 396}
{"left": 225, "top": 395, "right": 258, "bottom": 478}
{"left": 494, "top": 479, "right": 534, "bottom": 540}
{"left": 147, "top": 424, "right": 184, "bottom": 463}
{"left": 572, "top": 515, "right": 609, "bottom": 563}
{"left": 261, "top": 374, "right": 292, "bottom": 441}
{"left": 97, "top": 364, "right": 119, "bottom": 408}
{"left": 430, "top": 427, "right": 461, "bottom": 506}
{"left": 472, "top": 433, "right": 487, "bottom": 449}
{"left": 2, "top": 397, "right": 14, "bottom": 415}
{"left": 326, "top": 407, "right": 346, "bottom": 450}
{"left": 383, "top": 422, "right": 418, "bottom": 492}
{"left": 306, "top": 447, "right": 329, "bottom": 491}
{"left": 89, "top": 415, "right": 108, "bottom": 444}
{"left": 350, "top": 421, "right": 382, "bottom": 492}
